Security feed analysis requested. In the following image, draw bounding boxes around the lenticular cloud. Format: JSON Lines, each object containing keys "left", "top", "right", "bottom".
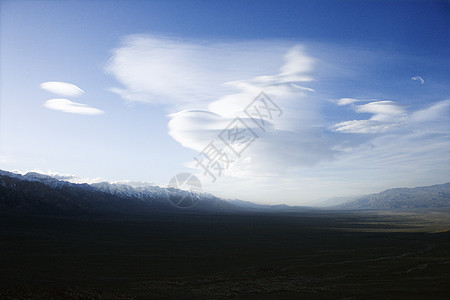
{"left": 41, "top": 81, "right": 104, "bottom": 115}
{"left": 40, "top": 81, "right": 85, "bottom": 97}
{"left": 44, "top": 99, "right": 104, "bottom": 115}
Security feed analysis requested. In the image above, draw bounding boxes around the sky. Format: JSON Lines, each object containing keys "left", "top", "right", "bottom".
{"left": 0, "top": 0, "right": 449, "bottom": 205}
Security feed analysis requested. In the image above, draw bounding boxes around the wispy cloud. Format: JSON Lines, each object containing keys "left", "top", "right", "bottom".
{"left": 411, "top": 75, "right": 424, "bottom": 84}
{"left": 44, "top": 99, "right": 104, "bottom": 115}
{"left": 332, "top": 100, "right": 407, "bottom": 133}
{"left": 411, "top": 99, "right": 450, "bottom": 123}
{"left": 335, "top": 98, "right": 366, "bottom": 106}
{"left": 40, "top": 81, "right": 85, "bottom": 97}
{"left": 332, "top": 98, "right": 450, "bottom": 134}
{"left": 332, "top": 119, "right": 400, "bottom": 133}
{"left": 354, "top": 101, "right": 406, "bottom": 122}
{"left": 106, "top": 35, "right": 316, "bottom": 110}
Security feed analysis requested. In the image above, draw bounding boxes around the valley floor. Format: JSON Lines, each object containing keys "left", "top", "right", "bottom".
{"left": 0, "top": 210, "right": 449, "bottom": 299}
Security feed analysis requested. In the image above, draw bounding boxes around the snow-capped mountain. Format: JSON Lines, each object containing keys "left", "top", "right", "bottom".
{"left": 22, "top": 172, "right": 74, "bottom": 189}
{"left": 91, "top": 181, "right": 169, "bottom": 201}
{"left": 0, "top": 169, "right": 237, "bottom": 215}
{"left": 0, "top": 170, "right": 76, "bottom": 189}
{"left": 90, "top": 181, "right": 236, "bottom": 210}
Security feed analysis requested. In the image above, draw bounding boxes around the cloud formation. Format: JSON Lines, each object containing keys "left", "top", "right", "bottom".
{"left": 40, "top": 81, "right": 85, "bottom": 97}
{"left": 106, "top": 35, "right": 450, "bottom": 203}
{"left": 41, "top": 81, "right": 104, "bottom": 115}
{"left": 335, "top": 98, "right": 366, "bottom": 106}
{"left": 107, "top": 35, "right": 335, "bottom": 179}
{"left": 332, "top": 100, "right": 407, "bottom": 133}
{"left": 411, "top": 99, "right": 450, "bottom": 122}
{"left": 332, "top": 98, "right": 449, "bottom": 134}
{"left": 411, "top": 75, "right": 424, "bottom": 84}
{"left": 106, "top": 35, "right": 316, "bottom": 110}
{"left": 44, "top": 99, "right": 104, "bottom": 115}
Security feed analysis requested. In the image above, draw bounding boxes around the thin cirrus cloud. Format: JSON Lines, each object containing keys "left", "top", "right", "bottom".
{"left": 40, "top": 81, "right": 85, "bottom": 97}
{"left": 44, "top": 99, "right": 104, "bottom": 115}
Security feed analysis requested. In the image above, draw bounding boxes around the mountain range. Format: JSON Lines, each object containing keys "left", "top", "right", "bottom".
{"left": 337, "top": 182, "right": 450, "bottom": 210}
{"left": 1, "top": 169, "right": 449, "bottom": 215}
{"left": 0, "top": 170, "right": 235, "bottom": 215}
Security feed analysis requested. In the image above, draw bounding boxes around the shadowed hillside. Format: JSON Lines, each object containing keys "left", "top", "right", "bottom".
{"left": 339, "top": 182, "right": 450, "bottom": 209}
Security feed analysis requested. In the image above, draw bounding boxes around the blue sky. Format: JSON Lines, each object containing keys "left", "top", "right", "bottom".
{"left": 1, "top": 0, "right": 449, "bottom": 204}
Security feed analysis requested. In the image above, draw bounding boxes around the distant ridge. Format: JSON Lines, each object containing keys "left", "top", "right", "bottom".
{"left": 338, "top": 182, "right": 450, "bottom": 210}
{"left": 0, "top": 169, "right": 315, "bottom": 215}
{"left": 1, "top": 169, "right": 449, "bottom": 214}
{"left": 0, "top": 169, "right": 237, "bottom": 215}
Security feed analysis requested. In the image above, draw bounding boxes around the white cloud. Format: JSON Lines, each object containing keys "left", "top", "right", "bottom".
{"left": 106, "top": 35, "right": 315, "bottom": 110}
{"left": 354, "top": 101, "right": 406, "bottom": 121}
{"left": 166, "top": 49, "right": 337, "bottom": 178}
{"left": 335, "top": 98, "right": 365, "bottom": 106}
{"left": 280, "top": 46, "right": 315, "bottom": 76}
{"left": 40, "top": 81, "right": 85, "bottom": 97}
{"left": 44, "top": 99, "right": 104, "bottom": 115}
{"left": 411, "top": 75, "right": 424, "bottom": 84}
{"left": 105, "top": 35, "right": 450, "bottom": 204}
{"left": 107, "top": 35, "right": 333, "bottom": 180}
{"left": 332, "top": 100, "right": 407, "bottom": 133}
{"left": 332, "top": 97, "right": 450, "bottom": 135}
{"left": 332, "top": 119, "right": 400, "bottom": 133}
{"left": 411, "top": 99, "right": 450, "bottom": 123}
{"left": 168, "top": 110, "right": 245, "bottom": 152}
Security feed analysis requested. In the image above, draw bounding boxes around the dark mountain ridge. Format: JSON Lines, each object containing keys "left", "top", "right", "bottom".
{"left": 1, "top": 169, "right": 449, "bottom": 214}
{"left": 338, "top": 182, "right": 450, "bottom": 209}
{"left": 0, "top": 170, "right": 237, "bottom": 215}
